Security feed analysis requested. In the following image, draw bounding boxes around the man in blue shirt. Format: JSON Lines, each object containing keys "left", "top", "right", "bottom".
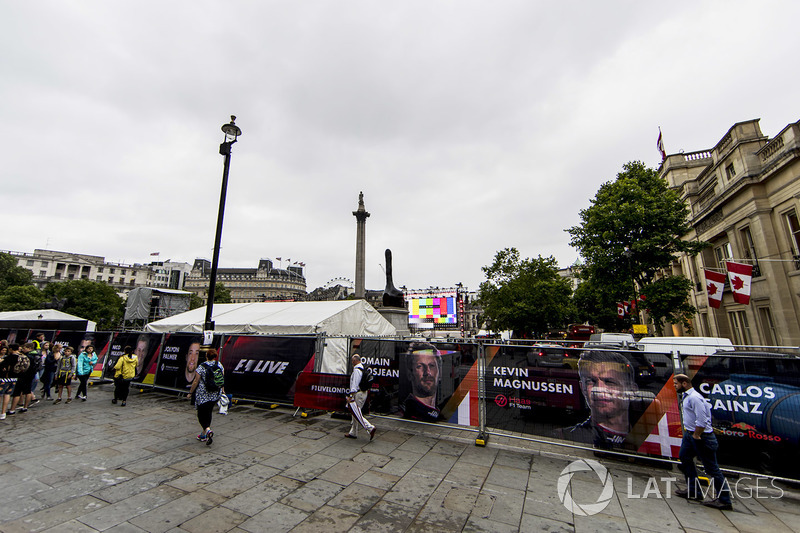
{"left": 673, "top": 373, "right": 732, "bottom": 510}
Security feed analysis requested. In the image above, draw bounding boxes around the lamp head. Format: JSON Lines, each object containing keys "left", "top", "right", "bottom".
{"left": 221, "top": 115, "right": 242, "bottom": 143}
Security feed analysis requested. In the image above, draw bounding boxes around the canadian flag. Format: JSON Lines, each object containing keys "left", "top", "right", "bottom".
{"left": 704, "top": 269, "right": 726, "bottom": 308}
{"left": 726, "top": 261, "right": 754, "bottom": 305}
{"left": 617, "top": 302, "right": 626, "bottom": 318}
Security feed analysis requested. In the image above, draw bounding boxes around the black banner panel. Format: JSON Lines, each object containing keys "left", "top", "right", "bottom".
{"left": 219, "top": 335, "right": 317, "bottom": 404}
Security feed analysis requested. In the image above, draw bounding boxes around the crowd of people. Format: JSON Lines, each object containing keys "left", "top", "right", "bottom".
{"left": 0, "top": 333, "right": 100, "bottom": 419}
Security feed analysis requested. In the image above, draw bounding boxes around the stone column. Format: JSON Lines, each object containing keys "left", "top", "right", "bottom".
{"left": 353, "top": 192, "right": 370, "bottom": 299}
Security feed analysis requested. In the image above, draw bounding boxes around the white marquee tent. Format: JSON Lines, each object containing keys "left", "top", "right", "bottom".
{"left": 145, "top": 300, "right": 397, "bottom": 373}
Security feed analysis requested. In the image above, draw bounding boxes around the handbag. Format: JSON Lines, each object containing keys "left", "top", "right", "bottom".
{"left": 218, "top": 393, "right": 230, "bottom": 415}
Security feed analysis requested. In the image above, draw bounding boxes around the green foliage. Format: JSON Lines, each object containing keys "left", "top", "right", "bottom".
{"left": 0, "top": 285, "right": 45, "bottom": 311}
{"left": 567, "top": 161, "right": 707, "bottom": 329}
{"left": 478, "top": 248, "right": 574, "bottom": 338}
{"left": 214, "top": 283, "right": 232, "bottom": 304}
{"left": 189, "top": 292, "right": 204, "bottom": 310}
{"left": 0, "top": 252, "right": 34, "bottom": 291}
{"left": 572, "top": 277, "right": 623, "bottom": 331}
{"left": 43, "top": 280, "right": 124, "bottom": 330}
{"left": 641, "top": 276, "right": 697, "bottom": 331}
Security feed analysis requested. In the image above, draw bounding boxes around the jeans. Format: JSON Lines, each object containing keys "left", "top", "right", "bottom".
{"left": 41, "top": 369, "right": 55, "bottom": 398}
{"left": 679, "top": 431, "right": 731, "bottom": 504}
{"left": 76, "top": 374, "right": 90, "bottom": 398}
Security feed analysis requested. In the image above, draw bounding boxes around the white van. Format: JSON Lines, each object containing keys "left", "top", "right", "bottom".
{"left": 638, "top": 336, "right": 734, "bottom": 356}
{"left": 638, "top": 336, "right": 734, "bottom": 369}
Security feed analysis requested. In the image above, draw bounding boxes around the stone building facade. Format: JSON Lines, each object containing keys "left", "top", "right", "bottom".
{"left": 7, "top": 248, "right": 153, "bottom": 296}
{"left": 660, "top": 118, "right": 800, "bottom": 345}
{"left": 184, "top": 259, "right": 307, "bottom": 304}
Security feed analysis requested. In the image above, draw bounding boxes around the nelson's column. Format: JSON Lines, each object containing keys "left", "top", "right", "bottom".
{"left": 353, "top": 192, "right": 370, "bottom": 299}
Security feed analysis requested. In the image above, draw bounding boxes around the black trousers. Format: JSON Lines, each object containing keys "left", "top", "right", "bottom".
{"left": 114, "top": 378, "right": 131, "bottom": 401}
{"left": 197, "top": 400, "right": 215, "bottom": 431}
{"left": 76, "top": 374, "right": 90, "bottom": 398}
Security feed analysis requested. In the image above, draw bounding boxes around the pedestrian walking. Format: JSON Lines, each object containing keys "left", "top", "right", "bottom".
{"left": 76, "top": 345, "right": 97, "bottom": 401}
{"left": 0, "top": 344, "right": 19, "bottom": 420}
{"left": 344, "top": 354, "right": 376, "bottom": 440}
{"left": 41, "top": 343, "right": 60, "bottom": 400}
{"left": 54, "top": 346, "right": 77, "bottom": 404}
{"left": 10, "top": 343, "right": 38, "bottom": 414}
{"left": 673, "top": 373, "right": 733, "bottom": 510}
{"left": 112, "top": 346, "right": 138, "bottom": 406}
{"left": 188, "top": 348, "right": 224, "bottom": 445}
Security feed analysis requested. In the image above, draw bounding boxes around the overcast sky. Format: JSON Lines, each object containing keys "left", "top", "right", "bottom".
{"left": 3, "top": 1, "right": 798, "bottom": 293}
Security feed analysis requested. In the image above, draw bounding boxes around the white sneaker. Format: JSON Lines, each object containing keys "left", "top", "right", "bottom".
{"left": 0, "top": 413, "right": 5, "bottom": 420}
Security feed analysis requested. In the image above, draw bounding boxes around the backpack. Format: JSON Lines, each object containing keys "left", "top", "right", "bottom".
{"left": 203, "top": 362, "right": 225, "bottom": 392}
{"left": 28, "top": 351, "right": 41, "bottom": 373}
{"left": 13, "top": 354, "right": 30, "bottom": 374}
{"left": 358, "top": 365, "right": 374, "bottom": 392}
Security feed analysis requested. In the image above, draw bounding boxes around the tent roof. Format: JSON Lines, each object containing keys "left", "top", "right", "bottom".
{"left": 145, "top": 300, "right": 397, "bottom": 337}
{"left": 0, "top": 309, "right": 97, "bottom": 331}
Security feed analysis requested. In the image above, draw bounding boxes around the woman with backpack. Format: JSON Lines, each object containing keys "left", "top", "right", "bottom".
{"left": 54, "top": 346, "right": 77, "bottom": 404}
{"left": 112, "top": 346, "right": 138, "bottom": 406}
{"left": 188, "top": 348, "right": 224, "bottom": 445}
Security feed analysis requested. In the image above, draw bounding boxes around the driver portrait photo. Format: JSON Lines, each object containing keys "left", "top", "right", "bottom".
{"left": 401, "top": 342, "right": 442, "bottom": 422}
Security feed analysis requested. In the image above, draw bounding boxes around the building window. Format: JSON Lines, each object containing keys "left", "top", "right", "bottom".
{"left": 98, "top": 267, "right": 104, "bottom": 273}
{"left": 39, "top": 270, "right": 47, "bottom": 277}
{"left": 109, "top": 277, "right": 114, "bottom": 283}
{"left": 121, "top": 270, "right": 126, "bottom": 275}
{"left": 68, "top": 274, "right": 75, "bottom": 280}
{"left": 110, "top": 268, "right": 115, "bottom": 274}
{"left": 97, "top": 276, "right": 102, "bottom": 281}
{"left": 728, "top": 310, "right": 752, "bottom": 345}
{"left": 119, "top": 279, "right": 125, "bottom": 285}
{"left": 785, "top": 210, "right": 800, "bottom": 269}
{"left": 26, "top": 259, "right": 34, "bottom": 266}
{"left": 129, "top": 279, "right": 135, "bottom": 286}
{"left": 725, "top": 163, "right": 736, "bottom": 180}
{"left": 714, "top": 242, "right": 732, "bottom": 268}
{"left": 54, "top": 273, "right": 61, "bottom": 279}
{"left": 739, "top": 226, "right": 760, "bottom": 276}
{"left": 758, "top": 307, "right": 779, "bottom": 346}
{"left": 41, "top": 261, "right": 48, "bottom": 267}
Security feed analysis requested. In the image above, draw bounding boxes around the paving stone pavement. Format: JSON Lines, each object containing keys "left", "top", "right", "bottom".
{"left": 1, "top": 385, "right": 799, "bottom": 532}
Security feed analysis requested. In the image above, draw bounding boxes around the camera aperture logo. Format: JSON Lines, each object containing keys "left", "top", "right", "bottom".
{"left": 557, "top": 459, "right": 614, "bottom": 516}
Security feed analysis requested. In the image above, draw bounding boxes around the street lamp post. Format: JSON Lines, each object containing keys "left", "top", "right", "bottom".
{"left": 204, "top": 116, "right": 242, "bottom": 334}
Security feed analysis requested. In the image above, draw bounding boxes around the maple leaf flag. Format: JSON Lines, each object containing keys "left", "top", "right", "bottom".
{"left": 726, "top": 261, "right": 753, "bottom": 305}
{"left": 617, "top": 302, "right": 625, "bottom": 318}
{"left": 704, "top": 269, "right": 726, "bottom": 308}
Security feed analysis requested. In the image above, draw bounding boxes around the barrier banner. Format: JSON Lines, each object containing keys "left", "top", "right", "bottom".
{"left": 154, "top": 333, "right": 206, "bottom": 393}
{"left": 103, "top": 332, "right": 163, "bottom": 384}
{"left": 293, "top": 372, "right": 349, "bottom": 412}
{"left": 485, "top": 344, "right": 678, "bottom": 458}
{"left": 683, "top": 353, "right": 800, "bottom": 478}
{"left": 219, "top": 335, "right": 316, "bottom": 403}
{"left": 350, "top": 339, "right": 480, "bottom": 427}
{"left": 51, "top": 331, "right": 112, "bottom": 378}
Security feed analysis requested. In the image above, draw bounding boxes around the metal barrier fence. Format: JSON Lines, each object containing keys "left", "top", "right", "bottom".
{"left": 4, "top": 327, "right": 798, "bottom": 480}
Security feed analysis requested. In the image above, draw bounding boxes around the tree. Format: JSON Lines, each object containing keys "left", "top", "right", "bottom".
{"left": 478, "top": 248, "right": 574, "bottom": 338}
{"left": 567, "top": 161, "right": 707, "bottom": 331}
{"left": 0, "top": 285, "right": 45, "bottom": 311}
{"left": 214, "top": 283, "right": 231, "bottom": 304}
{"left": 43, "top": 280, "right": 124, "bottom": 330}
{"left": 0, "top": 252, "right": 34, "bottom": 291}
{"left": 189, "top": 293, "right": 204, "bottom": 310}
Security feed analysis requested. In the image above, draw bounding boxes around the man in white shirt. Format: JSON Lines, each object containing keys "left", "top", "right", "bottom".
{"left": 673, "top": 373, "right": 732, "bottom": 510}
{"left": 344, "top": 354, "right": 376, "bottom": 440}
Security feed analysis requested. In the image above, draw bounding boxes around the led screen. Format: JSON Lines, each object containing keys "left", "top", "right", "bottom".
{"left": 408, "top": 296, "right": 457, "bottom": 324}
